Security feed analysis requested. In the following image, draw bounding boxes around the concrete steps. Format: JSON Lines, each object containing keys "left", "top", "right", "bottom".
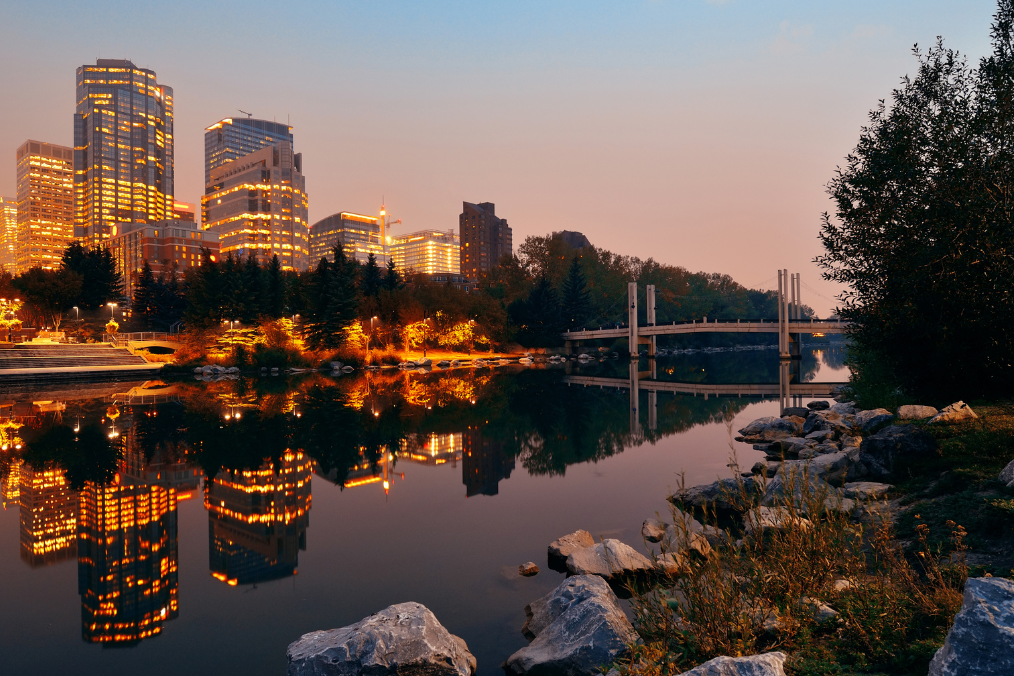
{"left": 0, "top": 344, "right": 161, "bottom": 378}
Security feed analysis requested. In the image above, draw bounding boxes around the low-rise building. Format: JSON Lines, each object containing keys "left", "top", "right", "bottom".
{"left": 309, "top": 212, "right": 386, "bottom": 265}
{"left": 109, "top": 219, "right": 219, "bottom": 300}
{"left": 389, "top": 229, "right": 459, "bottom": 275}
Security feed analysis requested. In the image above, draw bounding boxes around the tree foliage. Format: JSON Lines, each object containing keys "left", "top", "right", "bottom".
{"left": 817, "top": 1, "right": 1014, "bottom": 397}
{"left": 61, "top": 242, "right": 122, "bottom": 309}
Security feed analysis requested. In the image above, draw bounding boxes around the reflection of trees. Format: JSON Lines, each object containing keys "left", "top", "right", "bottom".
{"left": 23, "top": 424, "right": 121, "bottom": 490}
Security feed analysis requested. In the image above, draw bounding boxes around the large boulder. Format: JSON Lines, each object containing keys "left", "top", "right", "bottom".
{"left": 566, "top": 539, "right": 652, "bottom": 578}
{"left": 549, "top": 530, "right": 595, "bottom": 560}
{"left": 286, "top": 602, "right": 476, "bottom": 676}
{"left": 676, "top": 652, "right": 787, "bottom": 676}
{"left": 854, "top": 408, "right": 894, "bottom": 432}
{"left": 1001, "top": 460, "right": 1014, "bottom": 489}
{"left": 506, "top": 576, "right": 638, "bottom": 676}
{"left": 929, "top": 401, "right": 979, "bottom": 424}
{"left": 896, "top": 404, "right": 939, "bottom": 420}
{"left": 843, "top": 481, "right": 892, "bottom": 500}
{"left": 761, "top": 464, "right": 836, "bottom": 509}
{"left": 928, "top": 577, "right": 1014, "bottom": 676}
{"left": 858, "top": 425, "right": 937, "bottom": 480}
{"left": 671, "top": 477, "right": 757, "bottom": 516}
{"left": 744, "top": 507, "right": 811, "bottom": 535}
{"left": 737, "top": 417, "right": 802, "bottom": 441}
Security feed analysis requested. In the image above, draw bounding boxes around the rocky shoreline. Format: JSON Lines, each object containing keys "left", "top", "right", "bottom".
{"left": 284, "top": 396, "right": 1014, "bottom": 676}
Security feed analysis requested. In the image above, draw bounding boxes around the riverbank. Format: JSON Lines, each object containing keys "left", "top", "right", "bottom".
{"left": 609, "top": 397, "right": 1014, "bottom": 676}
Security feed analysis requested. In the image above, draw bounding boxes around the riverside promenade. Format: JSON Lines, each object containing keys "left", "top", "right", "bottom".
{"left": 0, "top": 342, "right": 162, "bottom": 380}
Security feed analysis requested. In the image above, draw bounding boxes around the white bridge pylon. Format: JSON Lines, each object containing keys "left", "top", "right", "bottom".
{"left": 563, "top": 270, "right": 845, "bottom": 360}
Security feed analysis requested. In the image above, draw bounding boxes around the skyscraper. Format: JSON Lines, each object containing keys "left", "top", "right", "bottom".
{"left": 308, "top": 212, "right": 386, "bottom": 265}
{"left": 204, "top": 117, "right": 292, "bottom": 185}
{"left": 74, "top": 60, "right": 174, "bottom": 247}
{"left": 19, "top": 462, "right": 78, "bottom": 567}
{"left": 0, "top": 197, "right": 16, "bottom": 272}
{"left": 203, "top": 142, "right": 309, "bottom": 270}
{"left": 15, "top": 141, "right": 75, "bottom": 272}
{"left": 459, "top": 202, "right": 512, "bottom": 280}
{"left": 388, "top": 229, "right": 459, "bottom": 275}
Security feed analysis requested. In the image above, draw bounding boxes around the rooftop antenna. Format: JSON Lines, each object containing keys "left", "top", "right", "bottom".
{"left": 238, "top": 109, "right": 252, "bottom": 118}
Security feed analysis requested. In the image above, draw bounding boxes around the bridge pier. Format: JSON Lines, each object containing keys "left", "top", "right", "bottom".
{"left": 628, "top": 282, "right": 639, "bottom": 358}
{"left": 629, "top": 360, "right": 640, "bottom": 434}
{"left": 646, "top": 284, "right": 657, "bottom": 357}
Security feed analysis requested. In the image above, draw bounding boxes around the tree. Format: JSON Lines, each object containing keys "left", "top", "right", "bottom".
{"left": 13, "top": 267, "right": 83, "bottom": 329}
{"left": 560, "top": 256, "right": 592, "bottom": 330}
{"left": 361, "top": 253, "right": 382, "bottom": 297}
{"left": 61, "top": 242, "right": 122, "bottom": 309}
{"left": 817, "top": 1, "right": 1014, "bottom": 398}
{"left": 265, "top": 254, "right": 285, "bottom": 318}
{"left": 133, "top": 260, "right": 156, "bottom": 318}
{"left": 304, "top": 248, "right": 360, "bottom": 349}
{"left": 241, "top": 252, "right": 262, "bottom": 322}
{"left": 510, "top": 276, "right": 563, "bottom": 347}
{"left": 383, "top": 259, "right": 403, "bottom": 291}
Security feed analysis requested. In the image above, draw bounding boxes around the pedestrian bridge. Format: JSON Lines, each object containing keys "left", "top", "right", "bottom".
{"left": 562, "top": 270, "right": 848, "bottom": 359}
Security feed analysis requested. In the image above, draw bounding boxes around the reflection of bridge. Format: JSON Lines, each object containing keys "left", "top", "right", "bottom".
{"left": 562, "top": 271, "right": 848, "bottom": 359}
{"left": 565, "top": 361, "right": 844, "bottom": 432}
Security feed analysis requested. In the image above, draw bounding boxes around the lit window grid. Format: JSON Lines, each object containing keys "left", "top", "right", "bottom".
{"left": 14, "top": 144, "right": 75, "bottom": 274}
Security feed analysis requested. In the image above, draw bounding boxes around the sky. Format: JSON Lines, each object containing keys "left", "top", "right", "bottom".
{"left": 0, "top": 0, "right": 1000, "bottom": 315}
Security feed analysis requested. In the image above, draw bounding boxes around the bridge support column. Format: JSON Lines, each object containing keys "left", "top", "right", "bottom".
{"left": 646, "top": 284, "right": 657, "bottom": 357}
{"left": 629, "top": 360, "right": 640, "bottom": 434}
{"left": 628, "top": 281, "right": 639, "bottom": 358}
{"left": 648, "top": 391, "right": 657, "bottom": 431}
{"left": 778, "top": 269, "right": 790, "bottom": 360}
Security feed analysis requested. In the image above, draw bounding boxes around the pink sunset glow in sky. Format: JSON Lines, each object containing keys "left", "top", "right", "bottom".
{"left": 0, "top": 0, "right": 999, "bottom": 315}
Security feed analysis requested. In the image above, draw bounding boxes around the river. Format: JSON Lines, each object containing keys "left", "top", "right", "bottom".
{"left": 0, "top": 345, "right": 846, "bottom": 675}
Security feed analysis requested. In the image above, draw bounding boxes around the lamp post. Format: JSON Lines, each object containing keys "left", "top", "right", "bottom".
{"left": 73, "top": 306, "right": 79, "bottom": 343}
{"left": 369, "top": 315, "right": 378, "bottom": 357}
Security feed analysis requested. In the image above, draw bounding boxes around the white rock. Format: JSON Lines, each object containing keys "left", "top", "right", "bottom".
{"left": 896, "top": 404, "right": 939, "bottom": 420}
{"left": 676, "top": 652, "right": 787, "bottom": 676}
{"left": 641, "top": 518, "right": 666, "bottom": 543}
{"left": 548, "top": 530, "right": 595, "bottom": 560}
{"left": 286, "top": 602, "right": 475, "bottom": 676}
{"left": 929, "top": 401, "right": 979, "bottom": 424}
{"left": 843, "top": 482, "right": 893, "bottom": 500}
{"left": 743, "top": 507, "right": 811, "bottom": 535}
{"left": 1001, "top": 460, "right": 1014, "bottom": 488}
{"left": 928, "top": 577, "right": 1014, "bottom": 676}
{"left": 565, "top": 539, "right": 653, "bottom": 578}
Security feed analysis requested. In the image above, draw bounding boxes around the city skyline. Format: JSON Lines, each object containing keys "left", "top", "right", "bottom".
{"left": 0, "top": 0, "right": 1000, "bottom": 314}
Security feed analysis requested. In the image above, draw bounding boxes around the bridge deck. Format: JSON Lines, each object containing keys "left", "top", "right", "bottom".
{"left": 563, "top": 319, "right": 847, "bottom": 341}
{"left": 563, "top": 375, "right": 844, "bottom": 397}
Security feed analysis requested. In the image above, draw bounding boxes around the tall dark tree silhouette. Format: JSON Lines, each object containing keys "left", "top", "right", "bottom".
{"left": 560, "top": 256, "right": 592, "bottom": 330}
{"left": 361, "top": 253, "right": 382, "bottom": 297}
{"left": 265, "top": 254, "right": 286, "bottom": 318}
{"left": 383, "top": 259, "right": 403, "bottom": 291}
{"left": 133, "top": 260, "right": 156, "bottom": 317}
{"left": 510, "top": 276, "right": 563, "bottom": 347}
{"left": 61, "top": 242, "right": 122, "bottom": 309}
{"left": 818, "top": 0, "right": 1014, "bottom": 398}
{"left": 304, "top": 247, "right": 360, "bottom": 349}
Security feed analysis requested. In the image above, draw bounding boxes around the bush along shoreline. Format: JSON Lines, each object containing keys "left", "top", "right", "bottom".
{"left": 280, "top": 395, "right": 1014, "bottom": 676}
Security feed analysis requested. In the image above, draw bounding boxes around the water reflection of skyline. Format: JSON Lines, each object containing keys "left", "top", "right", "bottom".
{"left": 0, "top": 345, "right": 847, "bottom": 649}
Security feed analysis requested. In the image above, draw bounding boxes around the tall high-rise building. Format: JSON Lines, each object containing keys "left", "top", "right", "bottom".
{"left": 388, "top": 229, "right": 459, "bottom": 275}
{"left": 459, "top": 202, "right": 512, "bottom": 280}
{"left": 204, "top": 117, "right": 292, "bottom": 185}
{"left": 74, "top": 59, "right": 174, "bottom": 247}
{"left": 462, "top": 427, "right": 514, "bottom": 497}
{"left": 308, "top": 211, "right": 386, "bottom": 265}
{"left": 78, "top": 478, "right": 179, "bottom": 644}
{"left": 14, "top": 141, "right": 74, "bottom": 273}
{"left": 0, "top": 197, "right": 16, "bottom": 271}
{"left": 203, "top": 141, "right": 309, "bottom": 271}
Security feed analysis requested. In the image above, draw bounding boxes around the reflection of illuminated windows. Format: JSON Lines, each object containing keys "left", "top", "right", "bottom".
{"left": 2, "top": 457, "right": 23, "bottom": 510}
{"left": 206, "top": 451, "right": 310, "bottom": 586}
{"left": 20, "top": 463, "right": 77, "bottom": 566}
{"left": 78, "top": 479, "right": 178, "bottom": 645}
{"left": 398, "top": 433, "right": 463, "bottom": 466}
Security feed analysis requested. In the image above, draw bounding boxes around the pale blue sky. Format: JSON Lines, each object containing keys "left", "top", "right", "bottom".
{"left": 0, "top": 0, "right": 998, "bottom": 313}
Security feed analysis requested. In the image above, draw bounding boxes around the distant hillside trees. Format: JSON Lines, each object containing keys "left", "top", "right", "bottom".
{"left": 818, "top": 0, "right": 1014, "bottom": 398}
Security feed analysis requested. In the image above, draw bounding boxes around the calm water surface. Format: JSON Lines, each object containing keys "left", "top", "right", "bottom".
{"left": 0, "top": 347, "right": 846, "bottom": 676}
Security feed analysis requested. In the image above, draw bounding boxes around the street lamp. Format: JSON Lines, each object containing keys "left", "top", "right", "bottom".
{"left": 73, "top": 306, "right": 79, "bottom": 342}
{"left": 369, "top": 315, "right": 378, "bottom": 355}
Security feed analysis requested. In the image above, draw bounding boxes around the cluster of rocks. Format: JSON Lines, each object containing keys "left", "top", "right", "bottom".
{"left": 192, "top": 364, "right": 241, "bottom": 381}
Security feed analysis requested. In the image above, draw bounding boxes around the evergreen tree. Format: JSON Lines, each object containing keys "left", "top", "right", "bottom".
{"left": 304, "top": 248, "right": 360, "bottom": 348}
{"left": 265, "top": 254, "right": 285, "bottom": 318}
{"left": 133, "top": 260, "right": 156, "bottom": 321}
{"left": 383, "top": 259, "right": 404, "bottom": 290}
{"left": 510, "top": 276, "right": 563, "bottom": 347}
{"left": 361, "top": 253, "right": 382, "bottom": 297}
{"left": 61, "top": 242, "right": 123, "bottom": 309}
{"left": 241, "top": 252, "right": 263, "bottom": 322}
{"left": 183, "top": 249, "right": 222, "bottom": 328}
{"left": 560, "top": 256, "right": 592, "bottom": 330}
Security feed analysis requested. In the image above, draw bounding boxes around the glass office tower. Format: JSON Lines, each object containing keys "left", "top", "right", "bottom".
{"left": 204, "top": 117, "right": 292, "bottom": 186}
{"left": 74, "top": 60, "right": 174, "bottom": 247}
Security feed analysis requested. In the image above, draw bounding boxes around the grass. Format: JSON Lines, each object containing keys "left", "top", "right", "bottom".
{"left": 615, "top": 402, "right": 1014, "bottom": 676}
